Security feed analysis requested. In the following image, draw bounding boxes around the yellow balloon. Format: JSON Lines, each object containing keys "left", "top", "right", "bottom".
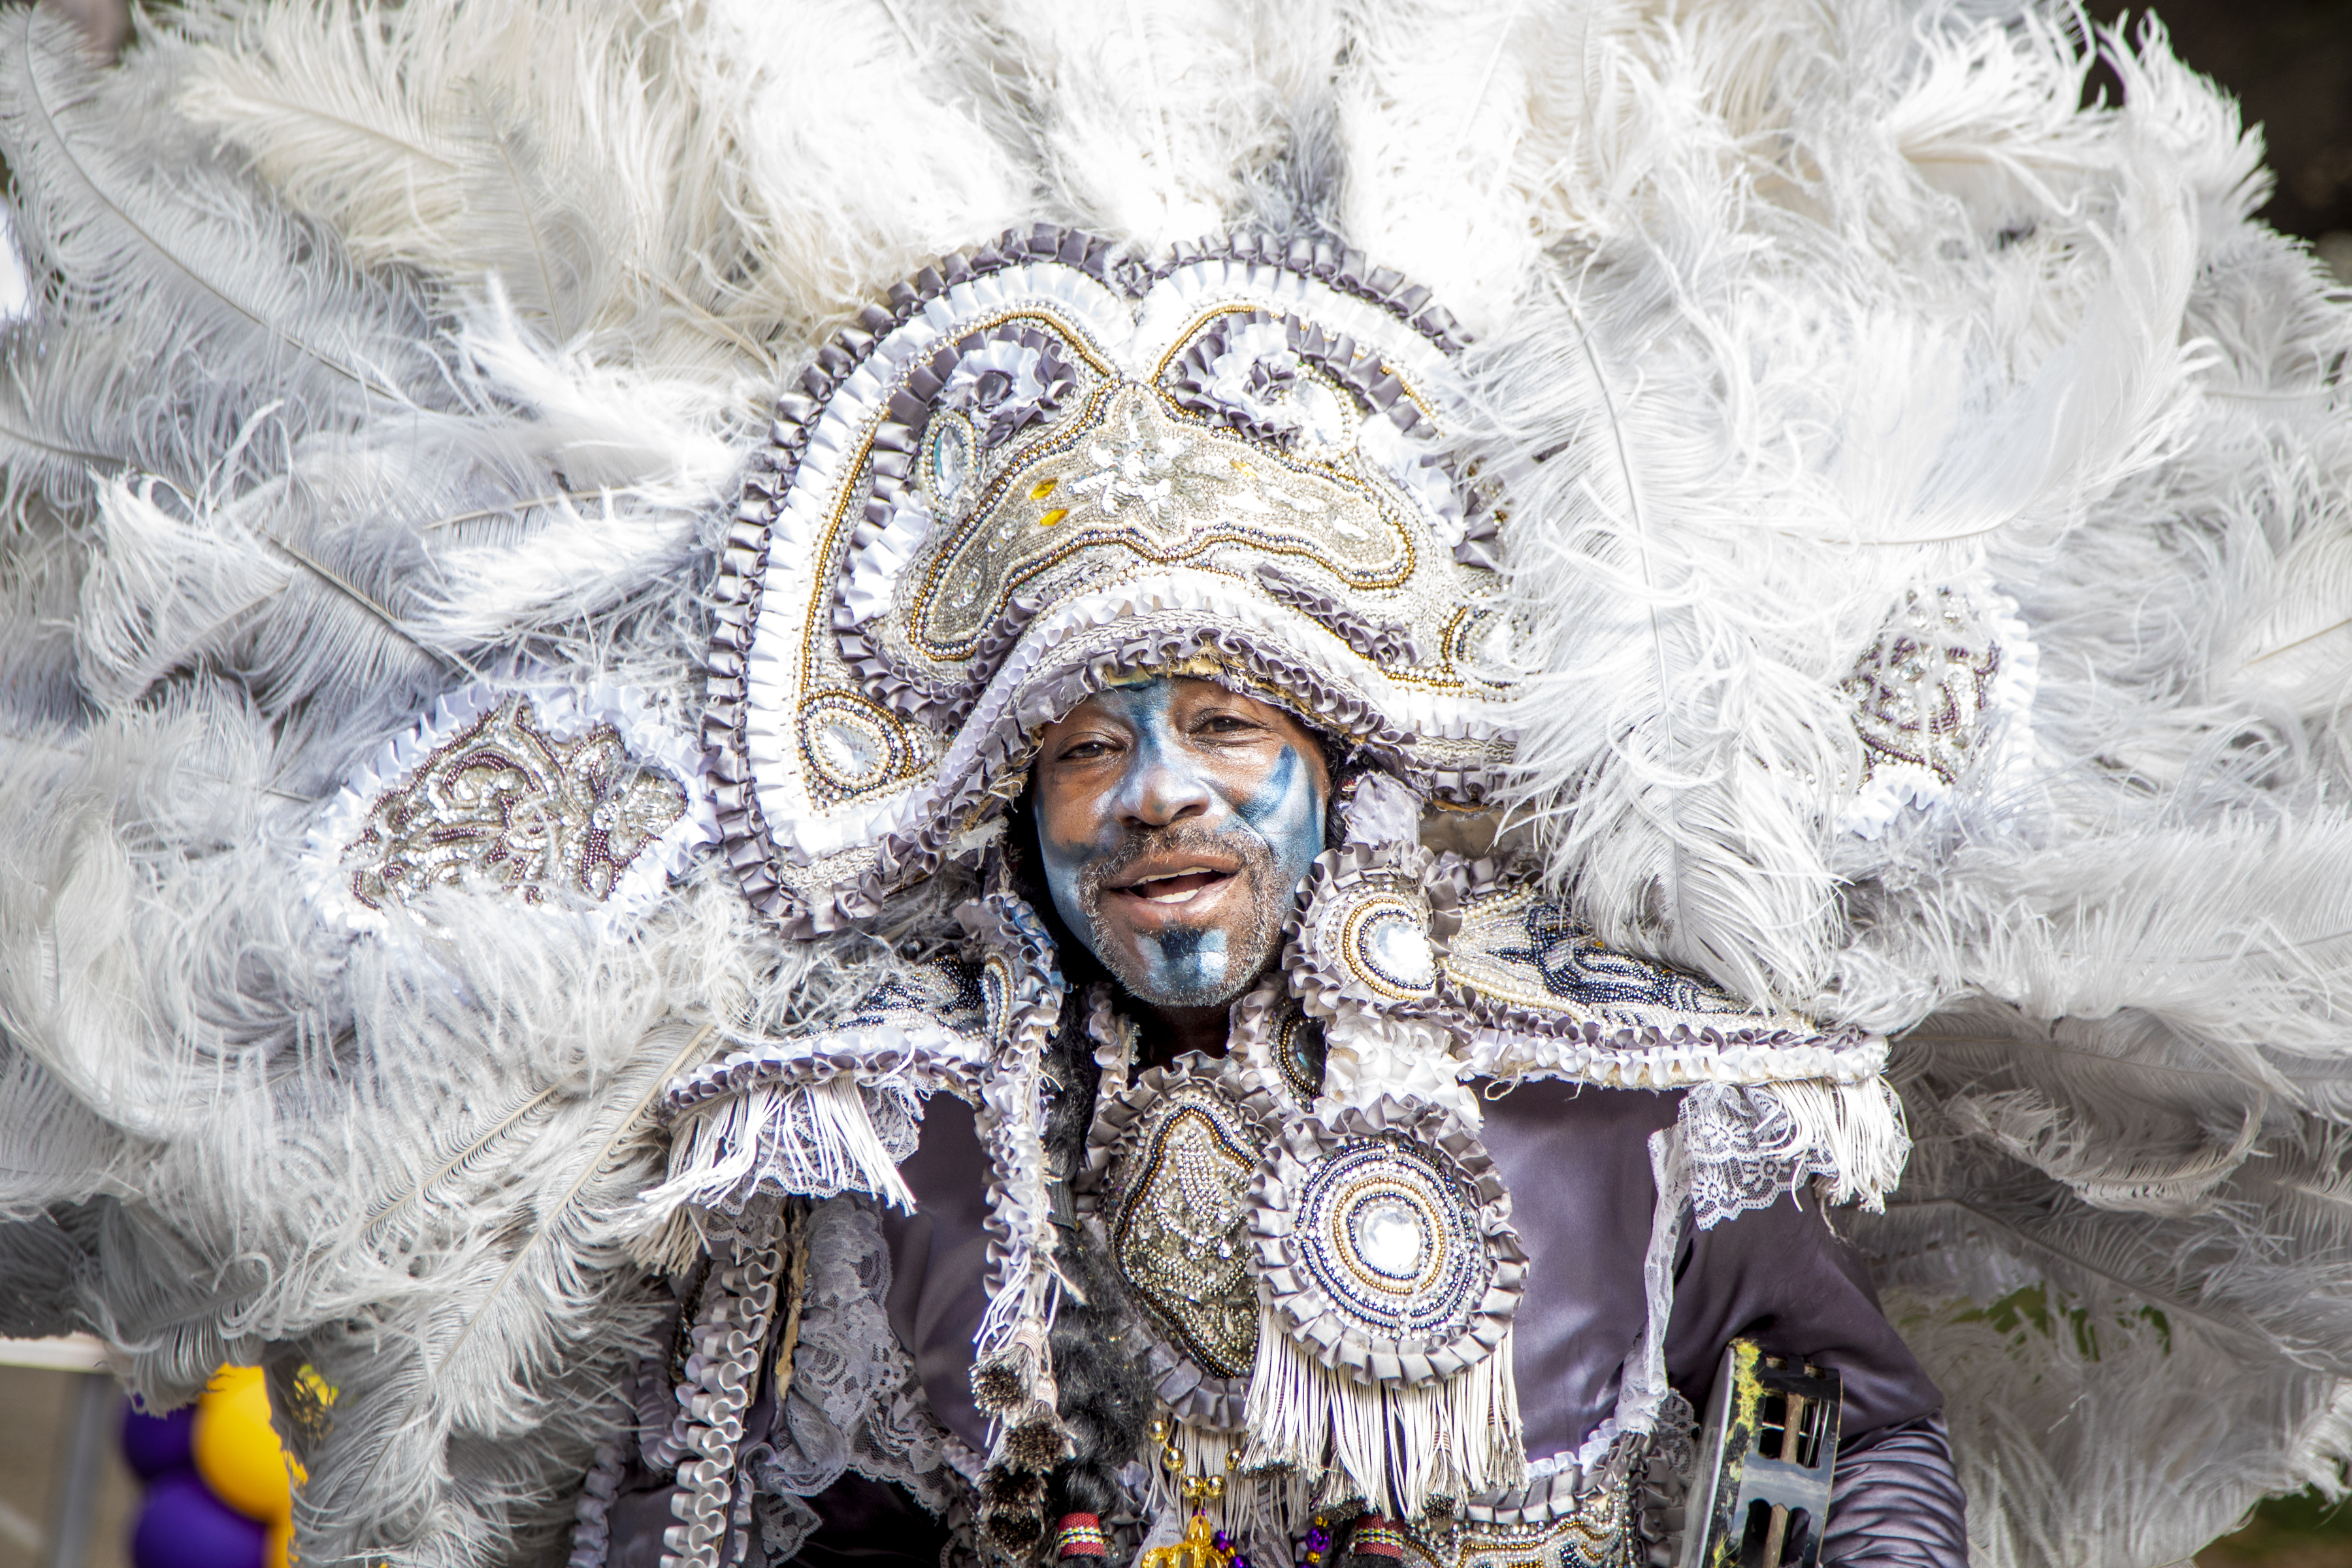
{"left": 191, "top": 1365, "right": 295, "bottom": 1524}
{"left": 266, "top": 1518, "right": 295, "bottom": 1568}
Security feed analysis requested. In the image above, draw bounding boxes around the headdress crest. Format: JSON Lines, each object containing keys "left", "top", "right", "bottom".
{"left": 706, "top": 227, "right": 1516, "bottom": 930}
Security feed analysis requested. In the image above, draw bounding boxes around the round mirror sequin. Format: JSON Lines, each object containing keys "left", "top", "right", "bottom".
{"left": 1343, "top": 898, "right": 1436, "bottom": 1000}
{"left": 1250, "top": 1099, "right": 1526, "bottom": 1384}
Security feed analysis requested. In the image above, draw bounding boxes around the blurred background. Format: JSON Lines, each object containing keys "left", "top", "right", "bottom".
{"left": 2, "top": 0, "right": 2350, "bottom": 1565}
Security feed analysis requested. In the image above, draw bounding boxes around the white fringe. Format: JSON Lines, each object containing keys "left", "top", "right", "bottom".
{"left": 1240, "top": 1313, "right": 1526, "bottom": 1519}
{"left": 641, "top": 1077, "right": 916, "bottom": 1220}
{"left": 1141, "top": 1418, "right": 1309, "bottom": 1561}
{"left": 1763, "top": 1076, "right": 1911, "bottom": 1212}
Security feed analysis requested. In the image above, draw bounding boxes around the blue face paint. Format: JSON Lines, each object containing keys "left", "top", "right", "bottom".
{"left": 1035, "top": 678, "right": 1326, "bottom": 1010}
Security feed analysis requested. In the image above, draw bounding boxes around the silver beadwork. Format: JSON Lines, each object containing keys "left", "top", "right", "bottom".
{"left": 1250, "top": 1098, "right": 1524, "bottom": 1386}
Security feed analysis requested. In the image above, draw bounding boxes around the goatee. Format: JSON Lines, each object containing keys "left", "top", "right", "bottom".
{"left": 1076, "top": 821, "right": 1288, "bottom": 1007}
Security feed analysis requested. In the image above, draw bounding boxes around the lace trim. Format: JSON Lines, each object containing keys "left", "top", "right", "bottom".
{"left": 1680, "top": 1083, "right": 1840, "bottom": 1231}
{"left": 741, "top": 1195, "right": 970, "bottom": 1560}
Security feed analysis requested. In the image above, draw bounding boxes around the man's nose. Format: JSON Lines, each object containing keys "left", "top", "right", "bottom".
{"left": 1111, "top": 747, "right": 1217, "bottom": 828}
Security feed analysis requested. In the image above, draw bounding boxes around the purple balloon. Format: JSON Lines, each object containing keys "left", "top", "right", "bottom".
{"left": 120, "top": 1402, "right": 195, "bottom": 1480}
{"left": 132, "top": 1475, "right": 266, "bottom": 1568}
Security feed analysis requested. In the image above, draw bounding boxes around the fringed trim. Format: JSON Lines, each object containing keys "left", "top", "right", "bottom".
{"left": 659, "top": 1201, "right": 786, "bottom": 1568}
{"left": 960, "top": 888, "right": 1073, "bottom": 1550}
{"left": 1241, "top": 1319, "right": 1526, "bottom": 1521}
{"left": 1771, "top": 1075, "right": 1909, "bottom": 1209}
{"left": 1680, "top": 1076, "right": 1910, "bottom": 1231}
{"left": 638, "top": 1079, "right": 917, "bottom": 1270}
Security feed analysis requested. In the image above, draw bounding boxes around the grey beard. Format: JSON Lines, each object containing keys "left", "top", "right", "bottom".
{"left": 1076, "top": 822, "right": 1289, "bottom": 1007}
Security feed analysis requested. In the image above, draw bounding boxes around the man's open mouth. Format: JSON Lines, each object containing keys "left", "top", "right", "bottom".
{"left": 1107, "top": 864, "right": 1238, "bottom": 906}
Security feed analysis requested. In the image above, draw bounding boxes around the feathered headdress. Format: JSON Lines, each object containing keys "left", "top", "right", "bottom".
{"left": 3, "top": 3, "right": 2349, "bottom": 1566}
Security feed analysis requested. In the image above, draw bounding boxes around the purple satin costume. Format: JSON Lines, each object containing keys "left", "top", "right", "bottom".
{"left": 883, "top": 1082, "right": 1968, "bottom": 1566}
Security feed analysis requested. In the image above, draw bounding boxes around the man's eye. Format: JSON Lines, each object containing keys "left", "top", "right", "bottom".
{"left": 1060, "top": 740, "right": 1112, "bottom": 760}
{"left": 1198, "top": 713, "right": 1256, "bottom": 735}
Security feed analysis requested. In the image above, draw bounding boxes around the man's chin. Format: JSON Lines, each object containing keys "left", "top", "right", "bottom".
{"left": 1094, "top": 919, "right": 1271, "bottom": 1011}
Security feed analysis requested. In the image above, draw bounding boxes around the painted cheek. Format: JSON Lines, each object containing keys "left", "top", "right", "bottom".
{"left": 1233, "top": 745, "right": 1326, "bottom": 890}
{"left": 1038, "top": 810, "right": 1113, "bottom": 962}
{"left": 1038, "top": 683, "right": 1173, "bottom": 960}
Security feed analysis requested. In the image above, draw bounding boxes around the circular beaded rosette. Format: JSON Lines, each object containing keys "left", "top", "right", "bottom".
{"left": 1286, "top": 841, "right": 1462, "bottom": 1024}
{"left": 1249, "top": 1098, "right": 1524, "bottom": 1385}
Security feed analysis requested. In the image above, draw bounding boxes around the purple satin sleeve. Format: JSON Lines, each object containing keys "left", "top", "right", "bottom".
{"left": 1661, "top": 1183, "right": 1944, "bottom": 1440}
{"left": 1478, "top": 1079, "right": 1961, "bottom": 1561}
{"left": 879, "top": 1092, "right": 996, "bottom": 1453}
{"left": 1825, "top": 1414, "right": 1970, "bottom": 1567}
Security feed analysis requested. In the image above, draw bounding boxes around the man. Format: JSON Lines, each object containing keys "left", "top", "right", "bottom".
{"left": 5, "top": 11, "right": 2336, "bottom": 1568}
{"left": 811, "top": 676, "right": 1965, "bottom": 1567}
{"left": 615, "top": 225, "right": 1974, "bottom": 1568}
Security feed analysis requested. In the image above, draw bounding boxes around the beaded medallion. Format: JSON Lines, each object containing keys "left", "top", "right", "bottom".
{"left": 1250, "top": 1099, "right": 1522, "bottom": 1385}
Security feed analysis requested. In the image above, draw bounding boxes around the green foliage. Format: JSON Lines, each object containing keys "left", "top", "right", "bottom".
{"left": 1952, "top": 1284, "right": 2174, "bottom": 1362}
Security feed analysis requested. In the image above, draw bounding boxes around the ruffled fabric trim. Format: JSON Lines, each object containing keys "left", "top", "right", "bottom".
{"left": 1077, "top": 1049, "right": 1277, "bottom": 1207}
{"left": 1428, "top": 858, "right": 1892, "bottom": 1093}
{"left": 659, "top": 1201, "right": 787, "bottom": 1568}
{"left": 641, "top": 1009, "right": 996, "bottom": 1267}
{"left": 958, "top": 889, "right": 1077, "bottom": 1544}
{"left": 659, "top": 1019, "right": 992, "bottom": 1113}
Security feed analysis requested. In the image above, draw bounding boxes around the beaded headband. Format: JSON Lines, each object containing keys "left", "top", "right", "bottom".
{"left": 706, "top": 227, "right": 1518, "bottom": 932}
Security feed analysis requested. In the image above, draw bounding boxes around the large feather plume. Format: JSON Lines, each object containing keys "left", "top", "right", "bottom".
{"left": 2, "top": 3, "right": 2349, "bottom": 1566}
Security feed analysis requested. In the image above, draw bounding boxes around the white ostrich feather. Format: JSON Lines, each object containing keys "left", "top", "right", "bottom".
{"left": 0, "top": 3, "right": 2348, "bottom": 1566}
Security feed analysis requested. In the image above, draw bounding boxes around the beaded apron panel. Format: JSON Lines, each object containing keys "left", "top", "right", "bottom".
{"left": 1109, "top": 1079, "right": 1264, "bottom": 1379}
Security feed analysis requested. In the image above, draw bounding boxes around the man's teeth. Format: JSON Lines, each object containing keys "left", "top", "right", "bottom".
{"left": 1130, "top": 868, "right": 1221, "bottom": 904}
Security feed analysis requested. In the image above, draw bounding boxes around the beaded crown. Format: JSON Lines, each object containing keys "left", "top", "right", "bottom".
{"left": 706, "top": 227, "right": 1518, "bottom": 932}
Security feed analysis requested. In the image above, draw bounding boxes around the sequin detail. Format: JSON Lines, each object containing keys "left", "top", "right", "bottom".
{"left": 341, "top": 694, "right": 687, "bottom": 919}
{"left": 1842, "top": 585, "right": 2001, "bottom": 787}
{"left": 1294, "top": 1137, "right": 1484, "bottom": 1345}
{"left": 1444, "top": 888, "right": 1742, "bottom": 1017}
{"left": 1111, "top": 1083, "right": 1264, "bottom": 1378}
{"left": 1400, "top": 1469, "right": 1637, "bottom": 1568}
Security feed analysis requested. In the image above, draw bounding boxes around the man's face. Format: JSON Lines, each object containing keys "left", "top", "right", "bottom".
{"left": 1030, "top": 677, "right": 1329, "bottom": 1009}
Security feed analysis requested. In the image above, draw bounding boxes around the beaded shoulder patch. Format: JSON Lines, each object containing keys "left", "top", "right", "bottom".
{"left": 1429, "top": 868, "right": 1889, "bottom": 1090}
{"left": 304, "top": 681, "right": 712, "bottom": 938}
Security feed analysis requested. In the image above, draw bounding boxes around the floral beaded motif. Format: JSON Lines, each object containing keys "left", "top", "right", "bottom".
{"left": 342, "top": 694, "right": 687, "bottom": 917}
